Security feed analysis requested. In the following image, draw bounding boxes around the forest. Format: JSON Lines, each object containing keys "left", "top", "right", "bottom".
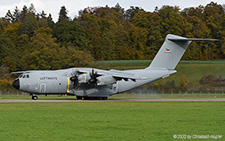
{"left": 0, "top": 2, "right": 225, "bottom": 93}
{"left": 0, "top": 2, "right": 225, "bottom": 72}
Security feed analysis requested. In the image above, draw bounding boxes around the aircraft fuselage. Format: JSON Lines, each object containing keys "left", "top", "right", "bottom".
{"left": 12, "top": 68, "right": 176, "bottom": 99}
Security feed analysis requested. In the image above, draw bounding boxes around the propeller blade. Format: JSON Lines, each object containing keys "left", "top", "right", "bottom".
{"left": 89, "top": 69, "right": 98, "bottom": 85}
{"left": 70, "top": 69, "right": 79, "bottom": 88}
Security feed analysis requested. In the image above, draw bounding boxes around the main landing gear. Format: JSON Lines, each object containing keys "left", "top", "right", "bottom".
{"left": 76, "top": 96, "right": 108, "bottom": 100}
{"left": 30, "top": 94, "right": 38, "bottom": 100}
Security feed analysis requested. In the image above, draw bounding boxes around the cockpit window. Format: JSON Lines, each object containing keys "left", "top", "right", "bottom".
{"left": 19, "top": 74, "right": 29, "bottom": 78}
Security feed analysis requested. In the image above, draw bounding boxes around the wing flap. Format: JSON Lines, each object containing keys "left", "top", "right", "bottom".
{"left": 109, "top": 69, "right": 147, "bottom": 80}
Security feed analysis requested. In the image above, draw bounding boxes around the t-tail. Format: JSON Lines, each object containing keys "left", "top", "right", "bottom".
{"left": 146, "top": 34, "right": 219, "bottom": 70}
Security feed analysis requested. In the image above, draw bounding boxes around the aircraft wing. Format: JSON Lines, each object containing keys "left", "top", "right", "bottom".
{"left": 109, "top": 69, "right": 147, "bottom": 80}
{"left": 11, "top": 70, "right": 50, "bottom": 74}
{"left": 11, "top": 71, "right": 35, "bottom": 74}
{"left": 77, "top": 68, "right": 147, "bottom": 81}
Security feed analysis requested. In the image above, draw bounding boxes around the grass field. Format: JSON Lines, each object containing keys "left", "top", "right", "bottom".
{"left": 0, "top": 101, "right": 224, "bottom": 140}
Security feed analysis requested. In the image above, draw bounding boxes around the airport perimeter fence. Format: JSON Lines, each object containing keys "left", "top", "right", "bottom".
{"left": 124, "top": 87, "right": 225, "bottom": 95}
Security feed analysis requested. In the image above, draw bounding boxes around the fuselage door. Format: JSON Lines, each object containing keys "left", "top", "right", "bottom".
{"left": 39, "top": 83, "right": 47, "bottom": 93}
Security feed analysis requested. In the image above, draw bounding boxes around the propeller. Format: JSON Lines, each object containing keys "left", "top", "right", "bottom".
{"left": 70, "top": 75, "right": 78, "bottom": 88}
{"left": 70, "top": 69, "right": 79, "bottom": 88}
{"left": 89, "top": 69, "right": 98, "bottom": 85}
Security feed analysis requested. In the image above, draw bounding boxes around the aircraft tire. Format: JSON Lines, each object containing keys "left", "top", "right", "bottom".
{"left": 32, "top": 96, "right": 38, "bottom": 100}
{"left": 83, "top": 97, "right": 108, "bottom": 100}
{"left": 76, "top": 96, "right": 83, "bottom": 100}
{"left": 83, "top": 97, "right": 89, "bottom": 100}
{"left": 102, "top": 97, "right": 108, "bottom": 100}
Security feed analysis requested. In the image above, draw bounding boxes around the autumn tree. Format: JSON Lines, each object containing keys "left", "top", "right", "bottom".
{"left": 60, "top": 47, "right": 94, "bottom": 68}
{"left": 58, "top": 6, "right": 69, "bottom": 22}
{"left": 20, "top": 12, "right": 38, "bottom": 37}
{"left": 203, "top": 2, "right": 224, "bottom": 59}
{"left": 5, "top": 6, "right": 20, "bottom": 23}
{"left": 0, "top": 35, "right": 18, "bottom": 71}
{"left": 47, "top": 14, "right": 54, "bottom": 28}
{"left": 132, "top": 11, "right": 163, "bottom": 59}
{"left": 2, "top": 22, "right": 22, "bottom": 44}
{"left": 0, "top": 18, "right": 10, "bottom": 34}
{"left": 125, "top": 6, "right": 144, "bottom": 19}
{"left": 179, "top": 75, "right": 189, "bottom": 92}
{"left": 53, "top": 20, "right": 88, "bottom": 50}
{"left": 20, "top": 31, "right": 62, "bottom": 70}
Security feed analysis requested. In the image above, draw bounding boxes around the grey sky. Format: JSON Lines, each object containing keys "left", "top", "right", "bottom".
{"left": 0, "top": 0, "right": 224, "bottom": 22}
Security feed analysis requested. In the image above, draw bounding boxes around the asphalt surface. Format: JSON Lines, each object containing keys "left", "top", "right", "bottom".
{"left": 1, "top": 99, "right": 225, "bottom": 103}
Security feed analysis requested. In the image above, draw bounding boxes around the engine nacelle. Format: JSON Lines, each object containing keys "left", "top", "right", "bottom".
{"left": 97, "top": 75, "right": 116, "bottom": 86}
{"left": 78, "top": 74, "right": 91, "bottom": 83}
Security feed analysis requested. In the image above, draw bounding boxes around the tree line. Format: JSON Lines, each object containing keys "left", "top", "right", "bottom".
{"left": 0, "top": 2, "right": 225, "bottom": 72}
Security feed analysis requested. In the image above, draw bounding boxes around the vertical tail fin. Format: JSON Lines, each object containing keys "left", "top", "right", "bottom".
{"left": 146, "top": 34, "right": 219, "bottom": 70}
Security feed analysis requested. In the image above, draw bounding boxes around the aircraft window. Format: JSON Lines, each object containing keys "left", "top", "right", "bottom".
{"left": 19, "top": 74, "right": 29, "bottom": 78}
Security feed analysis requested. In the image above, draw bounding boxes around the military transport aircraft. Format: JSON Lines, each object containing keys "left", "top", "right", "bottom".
{"left": 12, "top": 34, "right": 218, "bottom": 100}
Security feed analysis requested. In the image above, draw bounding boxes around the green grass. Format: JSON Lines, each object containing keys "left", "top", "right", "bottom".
{"left": 165, "top": 63, "right": 225, "bottom": 83}
{"left": 0, "top": 102, "right": 225, "bottom": 140}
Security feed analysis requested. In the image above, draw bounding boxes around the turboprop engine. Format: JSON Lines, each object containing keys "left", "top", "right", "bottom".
{"left": 97, "top": 75, "right": 116, "bottom": 86}
{"left": 78, "top": 74, "right": 116, "bottom": 86}
{"left": 78, "top": 74, "right": 91, "bottom": 83}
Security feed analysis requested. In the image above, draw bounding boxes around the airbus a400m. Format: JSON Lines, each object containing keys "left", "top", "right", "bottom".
{"left": 12, "top": 34, "right": 218, "bottom": 100}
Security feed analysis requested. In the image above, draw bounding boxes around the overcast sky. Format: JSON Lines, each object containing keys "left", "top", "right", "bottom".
{"left": 0, "top": 0, "right": 224, "bottom": 22}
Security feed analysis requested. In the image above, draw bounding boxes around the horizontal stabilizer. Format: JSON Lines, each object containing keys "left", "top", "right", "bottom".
{"left": 168, "top": 38, "right": 219, "bottom": 42}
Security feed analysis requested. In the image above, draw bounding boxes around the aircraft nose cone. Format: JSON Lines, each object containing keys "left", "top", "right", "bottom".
{"left": 12, "top": 79, "right": 20, "bottom": 90}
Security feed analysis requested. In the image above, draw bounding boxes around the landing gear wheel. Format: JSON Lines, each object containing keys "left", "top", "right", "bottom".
{"left": 84, "top": 97, "right": 92, "bottom": 100}
{"left": 102, "top": 97, "right": 108, "bottom": 100}
{"left": 76, "top": 96, "right": 83, "bottom": 100}
{"left": 32, "top": 96, "right": 38, "bottom": 100}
